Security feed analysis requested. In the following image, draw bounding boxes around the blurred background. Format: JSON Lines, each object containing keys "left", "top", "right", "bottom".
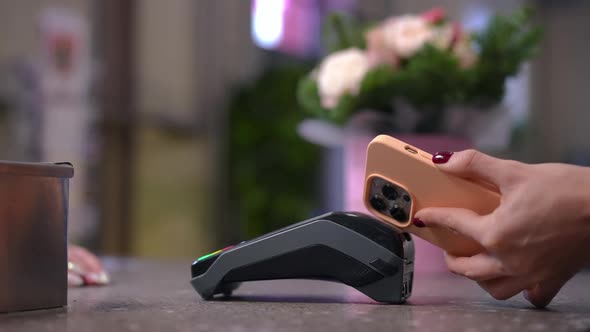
{"left": 0, "top": 0, "right": 588, "bottom": 259}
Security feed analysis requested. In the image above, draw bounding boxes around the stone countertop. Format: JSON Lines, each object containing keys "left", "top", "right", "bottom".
{"left": 1, "top": 258, "right": 589, "bottom": 331}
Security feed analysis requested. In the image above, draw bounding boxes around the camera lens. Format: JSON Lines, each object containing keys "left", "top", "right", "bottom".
{"left": 389, "top": 204, "right": 407, "bottom": 221}
{"left": 381, "top": 184, "right": 399, "bottom": 200}
{"left": 402, "top": 194, "right": 411, "bottom": 202}
{"left": 370, "top": 195, "right": 387, "bottom": 211}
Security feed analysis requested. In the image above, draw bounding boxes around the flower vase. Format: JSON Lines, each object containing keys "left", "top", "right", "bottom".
{"left": 342, "top": 114, "right": 472, "bottom": 275}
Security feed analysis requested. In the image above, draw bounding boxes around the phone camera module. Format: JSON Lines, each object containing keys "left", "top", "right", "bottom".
{"left": 382, "top": 184, "right": 399, "bottom": 200}
{"left": 368, "top": 176, "right": 412, "bottom": 224}
{"left": 389, "top": 204, "right": 407, "bottom": 222}
{"left": 370, "top": 195, "right": 387, "bottom": 212}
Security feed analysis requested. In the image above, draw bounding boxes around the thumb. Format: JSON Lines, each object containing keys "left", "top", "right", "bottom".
{"left": 432, "top": 149, "right": 515, "bottom": 189}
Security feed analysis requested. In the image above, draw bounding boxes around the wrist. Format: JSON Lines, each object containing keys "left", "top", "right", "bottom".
{"left": 580, "top": 167, "right": 590, "bottom": 265}
{"left": 582, "top": 167, "right": 590, "bottom": 221}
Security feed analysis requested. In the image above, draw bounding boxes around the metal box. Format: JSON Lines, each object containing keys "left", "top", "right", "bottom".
{"left": 0, "top": 161, "right": 73, "bottom": 313}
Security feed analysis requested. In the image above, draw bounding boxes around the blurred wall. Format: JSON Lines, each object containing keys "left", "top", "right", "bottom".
{"left": 137, "top": 0, "right": 197, "bottom": 119}
{"left": 130, "top": 0, "right": 208, "bottom": 258}
{"left": 528, "top": 0, "right": 590, "bottom": 163}
{"left": 129, "top": 0, "right": 264, "bottom": 257}
{"left": 0, "top": 0, "right": 92, "bottom": 62}
{"left": 0, "top": 0, "right": 97, "bottom": 243}
{"left": 0, "top": 0, "right": 264, "bottom": 258}
{"left": 193, "top": 1, "right": 264, "bottom": 248}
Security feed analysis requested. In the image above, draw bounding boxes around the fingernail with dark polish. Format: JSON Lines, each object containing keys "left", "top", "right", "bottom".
{"left": 433, "top": 151, "right": 454, "bottom": 164}
{"left": 412, "top": 218, "right": 426, "bottom": 228}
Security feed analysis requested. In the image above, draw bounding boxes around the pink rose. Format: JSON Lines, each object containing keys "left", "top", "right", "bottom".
{"left": 382, "top": 15, "right": 435, "bottom": 58}
{"left": 450, "top": 22, "right": 464, "bottom": 48}
{"left": 365, "top": 21, "right": 399, "bottom": 68}
{"left": 421, "top": 7, "right": 446, "bottom": 24}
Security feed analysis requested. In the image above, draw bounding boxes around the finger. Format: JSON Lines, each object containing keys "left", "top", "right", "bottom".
{"left": 414, "top": 207, "right": 488, "bottom": 243}
{"left": 68, "top": 271, "right": 84, "bottom": 287}
{"left": 524, "top": 274, "right": 572, "bottom": 308}
{"left": 478, "top": 276, "right": 529, "bottom": 301}
{"left": 445, "top": 253, "right": 506, "bottom": 281}
{"left": 433, "top": 149, "right": 517, "bottom": 189}
{"left": 68, "top": 245, "right": 104, "bottom": 274}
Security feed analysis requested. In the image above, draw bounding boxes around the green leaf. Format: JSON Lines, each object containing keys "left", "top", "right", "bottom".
{"left": 329, "top": 93, "right": 357, "bottom": 124}
{"left": 322, "top": 12, "right": 366, "bottom": 52}
{"left": 296, "top": 75, "right": 326, "bottom": 119}
{"left": 228, "top": 64, "right": 321, "bottom": 237}
{"left": 355, "top": 65, "right": 397, "bottom": 113}
{"left": 392, "top": 44, "right": 464, "bottom": 108}
{"left": 466, "top": 6, "right": 542, "bottom": 104}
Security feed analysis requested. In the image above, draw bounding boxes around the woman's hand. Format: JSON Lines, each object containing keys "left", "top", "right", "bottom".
{"left": 68, "top": 244, "right": 110, "bottom": 287}
{"left": 414, "top": 149, "right": 590, "bottom": 308}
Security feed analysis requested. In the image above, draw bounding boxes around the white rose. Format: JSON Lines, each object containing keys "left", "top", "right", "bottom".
{"left": 383, "top": 15, "right": 434, "bottom": 58}
{"left": 316, "top": 48, "right": 371, "bottom": 109}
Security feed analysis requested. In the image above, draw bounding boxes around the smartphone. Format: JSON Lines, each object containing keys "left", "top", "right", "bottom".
{"left": 363, "top": 135, "right": 501, "bottom": 256}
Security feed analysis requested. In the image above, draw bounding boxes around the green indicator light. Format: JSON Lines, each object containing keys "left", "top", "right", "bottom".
{"left": 197, "top": 249, "right": 223, "bottom": 262}
{"left": 197, "top": 253, "right": 215, "bottom": 261}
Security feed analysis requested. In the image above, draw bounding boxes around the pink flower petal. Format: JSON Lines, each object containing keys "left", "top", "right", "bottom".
{"left": 450, "top": 22, "right": 463, "bottom": 48}
{"left": 421, "top": 7, "right": 446, "bottom": 24}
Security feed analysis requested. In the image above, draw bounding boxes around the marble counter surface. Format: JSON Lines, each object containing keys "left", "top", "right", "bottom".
{"left": 1, "top": 258, "right": 589, "bottom": 331}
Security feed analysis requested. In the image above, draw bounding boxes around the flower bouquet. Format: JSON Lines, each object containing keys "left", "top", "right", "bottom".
{"left": 297, "top": 7, "right": 542, "bottom": 133}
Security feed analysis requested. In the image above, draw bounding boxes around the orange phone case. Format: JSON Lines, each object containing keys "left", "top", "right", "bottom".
{"left": 363, "top": 135, "right": 501, "bottom": 256}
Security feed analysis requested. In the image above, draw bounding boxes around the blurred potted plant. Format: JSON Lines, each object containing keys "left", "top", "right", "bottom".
{"left": 228, "top": 64, "right": 321, "bottom": 239}
{"left": 297, "top": 7, "right": 542, "bottom": 273}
